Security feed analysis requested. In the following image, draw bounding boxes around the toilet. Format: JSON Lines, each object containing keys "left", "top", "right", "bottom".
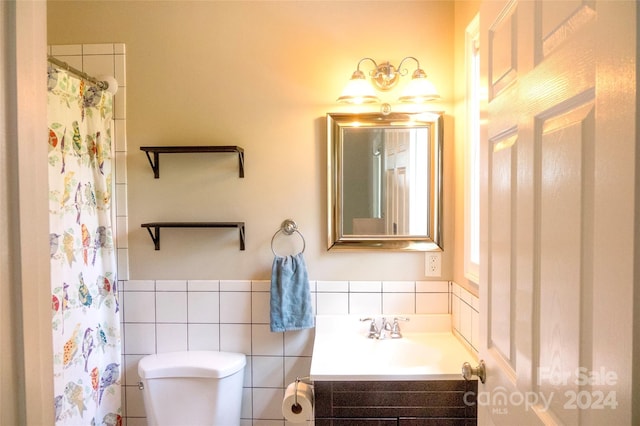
{"left": 138, "top": 350, "right": 246, "bottom": 426}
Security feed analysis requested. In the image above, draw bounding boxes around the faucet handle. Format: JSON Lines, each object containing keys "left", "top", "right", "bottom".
{"left": 360, "top": 317, "right": 379, "bottom": 338}
{"left": 390, "top": 317, "right": 409, "bottom": 338}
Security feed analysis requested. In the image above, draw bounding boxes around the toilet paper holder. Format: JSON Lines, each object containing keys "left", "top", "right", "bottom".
{"left": 292, "top": 376, "right": 313, "bottom": 414}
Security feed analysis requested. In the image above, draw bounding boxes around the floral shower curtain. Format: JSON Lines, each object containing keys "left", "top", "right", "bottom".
{"left": 47, "top": 68, "right": 122, "bottom": 425}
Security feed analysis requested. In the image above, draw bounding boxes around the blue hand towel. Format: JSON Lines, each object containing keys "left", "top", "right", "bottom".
{"left": 270, "top": 253, "right": 314, "bottom": 332}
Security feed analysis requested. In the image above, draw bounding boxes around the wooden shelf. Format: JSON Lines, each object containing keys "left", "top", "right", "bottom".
{"left": 141, "top": 222, "right": 245, "bottom": 250}
{"left": 140, "top": 145, "right": 245, "bottom": 178}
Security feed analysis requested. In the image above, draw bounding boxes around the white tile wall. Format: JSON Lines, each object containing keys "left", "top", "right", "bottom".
{"left": 123, "top": 323, "right": 155, "bottom": 354}
{"left": 253, "top": 325, "right": 284, "bottom": 356}
{"left": 451, "top": 281, "right": 480, "bottom": 352}
{"left": 156, "top": 323, "right": 188, "bottom": 353}
{"left": 187, "top": 324, "right": 220, "bottom": 351}
{"left": 156, "top": 292, "right": 187, "bottom": 322}
{"left": 120, "top": 279, "right": 453, "bottom": 425}
{"left": 188, "top": 292, "right": 220, "bottom": 323}
{"left": 383, "top": 292, "right": 415, "bottom": 314}
{"left": 221, "top": 324, "right": 252, "bottom": 354}
{"left": 350, "top": 292, "right": 382, "bottom": 315}
{"left": 220, "top": 291, "right": 252, "bottom": 323}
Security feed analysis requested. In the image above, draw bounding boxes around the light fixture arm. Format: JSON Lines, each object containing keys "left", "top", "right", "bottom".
{"left": 349, "top": 57, "right": 378, "bottom": 80}
{"left": 356, "top": 57, "right": 379, "bottom": 72}
{"left": 397, "top": 56, "right": 421, "bottom": 75}
{"left": 397, "top": 56, "right": 429, "bottom": 81}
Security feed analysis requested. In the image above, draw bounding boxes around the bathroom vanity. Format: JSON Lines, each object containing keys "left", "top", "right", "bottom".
{"left": 310, "top": 315, "right": 478, "bottom": 425}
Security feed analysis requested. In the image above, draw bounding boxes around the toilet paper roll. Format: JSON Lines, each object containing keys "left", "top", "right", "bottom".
{"left": 282, "top": 381, "right": 314, "bottom": 423}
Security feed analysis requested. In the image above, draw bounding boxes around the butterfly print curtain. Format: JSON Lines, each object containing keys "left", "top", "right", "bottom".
{"left": 48, "top": 68, "right": 122, "bottom": 425}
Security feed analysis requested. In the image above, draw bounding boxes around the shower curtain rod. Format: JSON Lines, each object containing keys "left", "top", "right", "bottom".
{"left": 47, "top": 56, "right": 111, "bottom": 91}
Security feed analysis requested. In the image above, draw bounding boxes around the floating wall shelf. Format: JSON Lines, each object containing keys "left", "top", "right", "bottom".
{"left": 140, "top": 145, "right": 245, "bottom": 178}
{"left": 141, "top": 222, "right": 246, "bottom": 250}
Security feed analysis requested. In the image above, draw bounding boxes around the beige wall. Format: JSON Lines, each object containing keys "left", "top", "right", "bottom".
{"left": 48, "top": 1, "right": 457, "bottom": 281}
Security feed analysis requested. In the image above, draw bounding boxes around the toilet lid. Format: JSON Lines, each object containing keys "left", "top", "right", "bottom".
{"left": 138, "top": 350, "right": 246, "bottom": 379}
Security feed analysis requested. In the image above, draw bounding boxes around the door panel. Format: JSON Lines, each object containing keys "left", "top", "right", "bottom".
{"left": 539, "top": 3, "right": 595, "bottom": 59}
{"left": 488, "top": 1, "right": 517, "bottom": 98}
{"left": 488, "top": 131, "right": 517, "bottom": 367}
{"left": 535, "top": 100, "right": 594, "bottom": 425}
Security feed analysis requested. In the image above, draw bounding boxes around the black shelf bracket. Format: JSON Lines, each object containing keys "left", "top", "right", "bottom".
{"left": 140, "top": 146, "right": 245, "bottom": 178}
{"left": 141, "top": 222, "right": 246, "bottom": 250}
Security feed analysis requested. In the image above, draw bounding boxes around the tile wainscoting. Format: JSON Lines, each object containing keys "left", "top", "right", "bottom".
{"left": 120, "top": 279, "right": 479, "bottom": 425}
{"left": 451, "top": 282, "right": 480, "bottom": 353}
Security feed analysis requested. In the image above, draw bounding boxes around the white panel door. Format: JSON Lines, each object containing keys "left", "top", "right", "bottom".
{"left": 479, "top": 1, "right": 636, "bottom": 424}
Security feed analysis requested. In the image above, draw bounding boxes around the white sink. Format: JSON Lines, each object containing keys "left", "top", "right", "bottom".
{"left": 310, "top": 314, "right": 477, "bottom": 381}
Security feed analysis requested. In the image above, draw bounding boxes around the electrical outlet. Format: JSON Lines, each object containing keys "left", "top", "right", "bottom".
{"left": 425, "top": 252, "right": 442, "bottom": 277}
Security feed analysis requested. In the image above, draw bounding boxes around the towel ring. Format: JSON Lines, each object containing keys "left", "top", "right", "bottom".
{"left": 271, "top": 219, "right": 306, "bottom": 256}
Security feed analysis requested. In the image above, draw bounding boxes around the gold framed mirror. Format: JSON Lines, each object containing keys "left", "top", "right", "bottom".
{"left": 327, "top": 111, "right": 443, "bottom": 251}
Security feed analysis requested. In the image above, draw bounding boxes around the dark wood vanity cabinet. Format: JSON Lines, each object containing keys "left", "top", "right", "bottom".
{"left": 314, "top": 380, "right": 477, "bottom": 426}
{"left": 315, "top": 420, "right": 396, "bottom": 426}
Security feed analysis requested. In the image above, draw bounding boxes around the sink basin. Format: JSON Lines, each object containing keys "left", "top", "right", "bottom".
{"left": 310, "top": 314, "right": 477, "bottom": 381}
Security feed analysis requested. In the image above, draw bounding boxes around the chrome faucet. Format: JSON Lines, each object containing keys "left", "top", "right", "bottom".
{"left": 360, "top": 317, "right": 403, "bottom": 339}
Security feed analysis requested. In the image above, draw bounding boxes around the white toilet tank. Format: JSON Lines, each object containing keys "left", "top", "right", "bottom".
{"left": 138, "top": 350, "right": 246, "bottom": 426}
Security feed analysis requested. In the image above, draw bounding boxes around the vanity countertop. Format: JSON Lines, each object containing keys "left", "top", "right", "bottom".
{"left": 310, "top": 314, "right": 478, "bottom": 381}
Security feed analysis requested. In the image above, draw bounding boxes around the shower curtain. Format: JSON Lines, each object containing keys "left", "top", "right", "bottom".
{"left": 47, "top": 68, "right": 122, "bottom": 425}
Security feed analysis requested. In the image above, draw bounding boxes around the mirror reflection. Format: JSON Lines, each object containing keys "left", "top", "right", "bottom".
{"left": 327, "top": 112, "right": 443, "bottom": 250}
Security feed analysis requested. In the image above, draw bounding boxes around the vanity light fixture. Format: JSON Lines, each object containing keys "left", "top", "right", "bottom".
{"left": 337, "top": 56, "right": 440, "bottom": 104}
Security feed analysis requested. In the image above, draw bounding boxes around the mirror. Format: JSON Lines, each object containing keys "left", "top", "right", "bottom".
{"left": 327, "top": 111, "right": 443, "bottom": 251}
